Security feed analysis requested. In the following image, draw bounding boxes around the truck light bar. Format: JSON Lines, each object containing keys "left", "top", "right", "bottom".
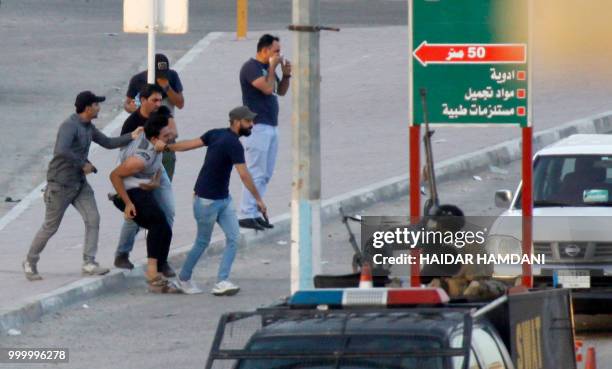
{"left": 289, "top": 288, "right": 449, "bottom": 307}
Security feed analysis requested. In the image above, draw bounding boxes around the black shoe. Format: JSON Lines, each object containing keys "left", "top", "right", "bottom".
{"left": 239, "top": 218, "right": 265, "bottom": 231}
{"left": 160, "top": 262, "right": 176, "bottom": 278}
{"left": 114, "top": 253, "right": 134, "bottom": 270}
{"left": 256, "top": 217, "right": 274, "bottom": 229}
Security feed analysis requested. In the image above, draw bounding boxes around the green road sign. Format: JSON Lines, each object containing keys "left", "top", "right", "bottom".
{"left": 410, "top": 0, "right": 530, "bottom": 126}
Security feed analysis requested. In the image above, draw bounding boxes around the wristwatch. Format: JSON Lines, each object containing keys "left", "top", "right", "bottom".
{"left": 163, "top": 143, "right": 171, "bottom": 153}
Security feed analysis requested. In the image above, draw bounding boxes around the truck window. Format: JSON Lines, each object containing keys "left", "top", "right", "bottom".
{"left": 237, "top": 335, "right": 446, "bottom": 369}
{"left": 472, "top": 329, "right": 507, "bottom": 369}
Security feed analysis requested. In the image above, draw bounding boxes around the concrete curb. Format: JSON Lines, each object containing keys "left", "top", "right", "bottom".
{"left": 3, "top": 111, "right": 612, "bottom": 333}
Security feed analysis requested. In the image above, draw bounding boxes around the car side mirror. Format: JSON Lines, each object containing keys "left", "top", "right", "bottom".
{"left": 495, "top": 190, "right": 513, "bottom": 208}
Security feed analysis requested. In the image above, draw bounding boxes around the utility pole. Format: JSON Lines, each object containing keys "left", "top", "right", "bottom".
{"left": 290, "top": 0, "right": 322, "bottom": 293}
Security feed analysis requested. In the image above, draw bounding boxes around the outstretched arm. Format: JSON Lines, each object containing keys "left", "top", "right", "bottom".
{"left": 235, "top": 163, "right": 267, "bottom": 215}
{"left": 110, "top": 157, "right": 145, "bottom": 219}
{"left": 155, "top": 137, "right": 205, "bottom": 153}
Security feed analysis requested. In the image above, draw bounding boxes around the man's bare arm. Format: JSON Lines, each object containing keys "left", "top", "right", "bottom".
{"left": 251, "top": 56, "right": 281, "bottom": 95}
{"left": 110, "top": 157, "right": 145, "bottom": 218}
{"left": 155, "top": 137, "right": 205, "bottom": 153}
{"left": 235, "top": 163, "right": 267, "bottom": 215}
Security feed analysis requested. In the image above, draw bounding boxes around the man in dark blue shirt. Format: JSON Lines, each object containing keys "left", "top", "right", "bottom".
{"left": 238, "top": 34, "right": 291, "bottom": 230}
{"left": 156, "top": 106, "right": 267, "bottom": 296}
{"left": 124, "top": 53, "right": 184, "bottom": 180}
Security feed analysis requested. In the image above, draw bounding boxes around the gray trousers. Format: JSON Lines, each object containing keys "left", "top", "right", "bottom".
{"left": 27, "top": 181, "right": 100, "bottom": 264}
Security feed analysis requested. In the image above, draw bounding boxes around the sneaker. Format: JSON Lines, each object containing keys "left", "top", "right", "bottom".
{"left": 82, "top": 261, "right": 110, "bottom": 276}
{"left": 22, "top": 261, "right": 42, "bottom": 281}
{"left": 256, "top": 217, "right": 274, "bottom": 229}
{"left": 176, "top": 279, "right": 203, "bottom": 295}
{"left": 239, "top": 218, "right": 265, "bottom": 231}
{"left": 212, "top": 280, "right": 240, "bottom": 296}
{"left": 160, "top": 262, "right": 176, "bottom": 278}
{"left": 114, "top": 253, "right": 134, "bottom": 270}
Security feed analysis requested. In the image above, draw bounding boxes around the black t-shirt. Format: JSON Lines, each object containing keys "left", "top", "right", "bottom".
{"left": 194, "top": 129, "right": 245, "bottom": 200}
{"left": 120, "top": 110, "right": 148, "bottom": 135}
{"left": 126, "top": 69, "right": 183, "bottom": 100}
{"left": 239, "top": 58, "right": 279, "bottom": 126}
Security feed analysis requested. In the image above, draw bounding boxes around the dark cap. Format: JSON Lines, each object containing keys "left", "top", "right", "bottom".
{"left": 229, "top": 106, "right": 257, "bottom": 121}
{"left": 75, "top": 91, "right": 105, "bottom": 111}
{"left": 155, "top": 54, "right": 169, "bottom": 76}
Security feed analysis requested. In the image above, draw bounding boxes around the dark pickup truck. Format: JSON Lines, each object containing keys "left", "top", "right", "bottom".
{"left": 205, "top": 287, "right": 576, "bottom": 369}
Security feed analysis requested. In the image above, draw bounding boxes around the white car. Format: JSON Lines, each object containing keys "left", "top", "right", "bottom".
{"left": 487, "top": 134, "right": 612, "bottom": 294}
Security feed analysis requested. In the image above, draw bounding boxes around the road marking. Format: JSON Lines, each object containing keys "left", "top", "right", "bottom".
{"left": 0, "top": 32, "right": 225, "bottom": 232}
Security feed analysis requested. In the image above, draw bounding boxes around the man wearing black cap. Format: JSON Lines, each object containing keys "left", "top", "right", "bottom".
{"left": 124, "top": 53, "right": 185, "bottom": 181}
{"left": 124, "top": 54, "right": 184, "bottom": 114}
{"left": 154, "top": 106, "right": 267, "bottom": 296}
{"left": 22, "top": 91, "right": 143, "bottom": 281}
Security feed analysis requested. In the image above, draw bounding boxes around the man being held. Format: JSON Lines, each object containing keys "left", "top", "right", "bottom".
{"left": 114, "top": 85, "right": 176, "bottom": 278}
{"left": 23, "top": 91, "right": 142, "bottom": 281}
{"left": 110, "top": 113, "right": 177, "bottom": 293}
{"left": 238, "top": 34, "right": 291, "bottom": 230}
{"left": 155, "top": 106, "right": 267, "bottom": 296}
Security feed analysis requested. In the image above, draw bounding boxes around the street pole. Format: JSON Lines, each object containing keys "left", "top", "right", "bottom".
{"left": 290, "top": 0, "right": 321, "bottom": 293}
{"left": 147, "top": 0, "right": 157, "bottom": 83}
{"left": 236, "top": 0, "right": 248, "bottom": 40}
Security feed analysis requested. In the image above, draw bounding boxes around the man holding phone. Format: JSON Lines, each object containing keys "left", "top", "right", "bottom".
{"left": 238, "top": 34, "right": 291, "bottom": 231}
{"left": 124, "top": 53, "right": 184, "bottom": 180}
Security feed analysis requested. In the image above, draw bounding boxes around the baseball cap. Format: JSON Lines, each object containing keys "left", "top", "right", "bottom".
{"left": 155, "top": 54, "right": 169, "bottom": 77}
{"left": 75, "top": 91, "right": 105, "bottom": 111}
{"left": 229, "top": 106, "right": 257, "bottom": 121}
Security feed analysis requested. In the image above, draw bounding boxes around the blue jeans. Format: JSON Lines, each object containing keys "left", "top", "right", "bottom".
{"left": 240, "top": 123, "right": 278, "bottom": 219}
{"left": 115, "top": 168, "right": 175, "bottom": 256}
{"left": 179, "top": 196, "right": 240, "bottom": 282}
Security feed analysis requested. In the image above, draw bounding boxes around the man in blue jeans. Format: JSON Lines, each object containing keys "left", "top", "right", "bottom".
{"left": 155, "top": 106, "right": 267, "bottom": 295}
{"left": 113, "top": 85, "right": 176, "bottom": 277}
{"left": 238, "top": 34, "right": 291, "bottom": 230}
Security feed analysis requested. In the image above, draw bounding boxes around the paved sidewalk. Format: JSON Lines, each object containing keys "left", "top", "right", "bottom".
{"left": 2, "top": 26, "right": 612, "bottom": 328}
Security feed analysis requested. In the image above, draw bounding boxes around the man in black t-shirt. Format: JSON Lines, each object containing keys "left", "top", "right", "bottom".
{"left": 114, "top": 85, "right": 177, "bottom": 278}
{"left": 124, "top": 54, "right": 184, "bottom": 114}
{"left": 155, "top": 106, "right": 267, "bottom": 296}
{"left": 124, "top": 53, "right": 184, "bottom": 180}
{"left": 238, "top": 34, "right": 291, "bottom": 230}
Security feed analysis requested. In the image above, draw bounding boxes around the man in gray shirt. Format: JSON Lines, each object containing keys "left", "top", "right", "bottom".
{"left": 23, "top": 91, "right": 142, "bottom": 281}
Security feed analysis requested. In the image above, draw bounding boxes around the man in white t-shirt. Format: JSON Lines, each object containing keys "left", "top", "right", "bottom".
{"left": 109, "top": 113, "right": 177, "bottom": 293}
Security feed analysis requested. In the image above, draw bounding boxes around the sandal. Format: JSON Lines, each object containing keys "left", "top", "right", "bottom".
{"left": 147, "top": 275, "right": 181, "bottom": 294}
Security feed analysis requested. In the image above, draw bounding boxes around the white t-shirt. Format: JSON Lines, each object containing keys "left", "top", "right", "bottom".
{"left": 119, "top": 133, "right": 162, "bottom": 190}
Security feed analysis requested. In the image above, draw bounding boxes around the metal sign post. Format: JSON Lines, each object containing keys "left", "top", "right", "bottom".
{"left": 409, "top": 0, "right": 533, "bottom": 287}
{"left": 123, "top": 0, "right": 189, "bottom": 82}
{"left": 147, "top": 0, "right": 157, "bottom": 83}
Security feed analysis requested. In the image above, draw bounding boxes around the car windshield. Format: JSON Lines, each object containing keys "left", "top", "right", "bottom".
{"left": 516, "top": 155, "right": 612, "bottom": 208}
{"left": 235, "top": 335, "right": 446, "bottom": 369}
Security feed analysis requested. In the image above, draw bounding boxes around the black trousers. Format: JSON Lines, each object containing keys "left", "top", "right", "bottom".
{"left": 113, "top": 189, "right": 172, "bottom": 266}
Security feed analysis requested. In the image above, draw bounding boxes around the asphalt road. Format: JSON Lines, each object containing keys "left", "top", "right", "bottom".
{"left": 4, "top": 0, "right": 612, "bottom": 218}
{"left": 0, "top": 0, "right": 407, "bottom": 215}
{"left": 1, "top": 160, "right": 609, "bottom": 369}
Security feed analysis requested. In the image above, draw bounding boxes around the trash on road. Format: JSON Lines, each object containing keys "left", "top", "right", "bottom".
{"left": 7, "top": 329, "right": 21, "bottom": 336}
{"left": 473, "top": 175, "right": 483, "bottom": 181}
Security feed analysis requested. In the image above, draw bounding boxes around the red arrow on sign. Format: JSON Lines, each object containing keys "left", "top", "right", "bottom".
{"left": 413, "top": 41, "right": 526, "bottom": 66}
